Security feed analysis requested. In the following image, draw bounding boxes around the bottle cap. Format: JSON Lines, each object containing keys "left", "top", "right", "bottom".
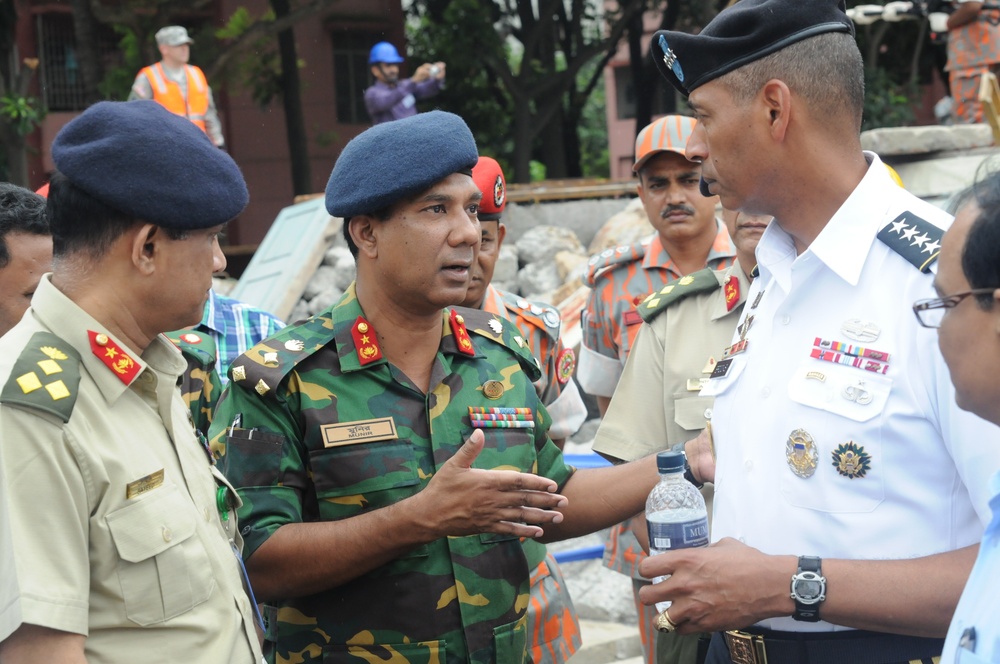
{"left": 656, "top": 451, "right": 686, "bottom": 473}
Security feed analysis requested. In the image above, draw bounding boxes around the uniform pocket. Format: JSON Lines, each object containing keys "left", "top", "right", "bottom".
{"left": 471, "top": 428, "right": 536, "bottom": 545}
{"left": 673, "top": 395, "right": 716, "bottom": 433}
{"left": 494, "top": 615, "right": 529, "bottom": 664}
{"left": 309, "top": 441, "right": 420, "bottom": 519}
{"left": 787, "top": 361, "right": 892, "bottom": 423}
{"left": 106, "top": 485, "right": 215, "bottom": 626}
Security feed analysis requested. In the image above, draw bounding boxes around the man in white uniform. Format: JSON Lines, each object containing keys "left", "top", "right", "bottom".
{"left": 638, "top": 1, "right": 1000, "bottom": 663}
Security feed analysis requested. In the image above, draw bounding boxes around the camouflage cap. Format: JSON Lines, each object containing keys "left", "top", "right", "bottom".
{"left": 156, "top": 26, "right": 195, "bottom": 47}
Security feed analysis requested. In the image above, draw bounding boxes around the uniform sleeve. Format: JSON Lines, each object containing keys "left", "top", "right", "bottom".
{"left": 532, "top": 400, "right": 575, "bottom": 491}
{"left": 128, "top": 71, "right": 153, "bottom": 101}
{"left": 203, "top": 86, "right": 225, "bottom": 147}
{"left": 592, "top": 322, "right": 671, "bottom": 462}
{"left": 412, "top": 76, "right": 443, "bottom": 100}
{"left": 0, "top": 407, "right": 91, "bottom": 636}
{"left": 577, "top": 283, "right": 625, "bottom": 397}
{"left": 210, "top": 378, "right": 307, "bottom": 561}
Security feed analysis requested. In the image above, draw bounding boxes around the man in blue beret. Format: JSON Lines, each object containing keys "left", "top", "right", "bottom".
{"left": 638, "top": 1, "right": 1000, "bottom": 663}
{"left": 210, "top": 110, "right": 664, "bottom": 664}
{"left": 0, "top": 100, "right": 262, "bottom": 663}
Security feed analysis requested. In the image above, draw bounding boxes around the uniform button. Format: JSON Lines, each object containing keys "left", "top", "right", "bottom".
{"left": 761, "top": 386, "right": 771, "bottom": 398}
{"left": 162, "top": 526, "right": 173, "bottom": 542}
{"left": 142, "top": 372, "right": 154, "bottom": 383}
{"left": 781, "top": 315, "right": 791, "bottom": 325}
{"left": 703, "top": 408, "right": 713, "bottom": 419}
{"left": 744, "top": 460, "right": 753, "bottom": 471}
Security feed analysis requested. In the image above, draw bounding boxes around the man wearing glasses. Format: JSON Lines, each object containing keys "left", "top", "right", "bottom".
{"left": 914, "top": 176, "right": 1000, "bottom": 664}
{"left": 638, "top": 0, "right": 1000, "bottom": 661}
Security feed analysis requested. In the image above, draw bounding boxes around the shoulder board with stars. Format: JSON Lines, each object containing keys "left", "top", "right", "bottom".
{"left": 498, "top": 290, "right": 561, "bottom": 341}
{"left": 639, "top": 268, "right": 722, "bottom": 324}
{"left": 0, "top": 331, "right": 82, "bottom": 424}
{"left": 877, "top": 211, "right": 944, "bottom": 273}
{"left": 164, "top": 329, "right": 217, "bottom": 369}
{"left": 452, "top": 305, "right": 543, "bottom": 383}
{"left": 228, "top": 311, "right": 335, "bottom": 400}
{"left": 585, "top": 239, "right": 650, "bottom": 287}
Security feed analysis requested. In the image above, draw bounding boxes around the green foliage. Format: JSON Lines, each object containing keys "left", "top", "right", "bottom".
{"left": 529, "top": 160, "right": 546, "bottom": 182}
{"left": 0, "top": 93, "right": 44, "bottom": 136}
{"left": 216, "top": 7, "right": 284, "bottom": 109}
{"left": 577, "top": 63, "right": 609, "bottom": 178}
{"left": 99, "top": 28, "right": 142, "bottom": 100}
{"left": 862, "top": 66, "right": 917, "bottom": 131}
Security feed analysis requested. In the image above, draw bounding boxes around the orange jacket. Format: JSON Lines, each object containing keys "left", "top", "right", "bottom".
{"left": 139, "top": 63, "right": 210, "bottom": 134}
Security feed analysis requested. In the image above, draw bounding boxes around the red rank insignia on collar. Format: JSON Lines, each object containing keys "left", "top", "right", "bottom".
{"left": 724, "top": 275, "right": 740, "bottom": 312}
{"left": 88, "top": 330, "right": 141, "bottom": 384}
{"left": 351, "top": 316, "right": 383, "bottom": 365}
{"left": 449, "top": 310, "right": 476, "bottom": 356}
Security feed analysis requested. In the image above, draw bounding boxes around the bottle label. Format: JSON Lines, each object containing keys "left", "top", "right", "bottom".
{"left": 647, "top": 517, "right": 709, "bottom": 550}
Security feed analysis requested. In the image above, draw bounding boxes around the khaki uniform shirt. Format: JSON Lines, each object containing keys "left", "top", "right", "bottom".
{"left": 0, "top": 276, "right": 261, "bottom": 664}
{"left": 593, "top": 261, "right": 751, "bottom": 462}
{"left": 0, "top": 465, "right": 19, "bottom": 642}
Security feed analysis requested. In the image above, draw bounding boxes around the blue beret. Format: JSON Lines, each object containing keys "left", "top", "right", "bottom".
{"left": 51, "top": 100, "right": 248, "bottom": 229}
{"left": 652, "top": 0, "right": 854, "bottom": 96}
{"left": 325, "top": 111, "right": 478, "bottom": 218}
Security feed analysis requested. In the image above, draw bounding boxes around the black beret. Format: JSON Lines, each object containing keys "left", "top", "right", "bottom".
{"left": 51, "top": 100, "right": 248, "bottom": 229}
{"left": 325, "top": 111, "right": 478, "bottom": 218}
{"left": 652, "top": 0, "right": 854, "bottom": 96}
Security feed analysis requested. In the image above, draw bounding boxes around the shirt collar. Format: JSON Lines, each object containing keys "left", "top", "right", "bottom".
{"left": 481, "top": 284, "right": 513, "bottom": 322}
{"left": 756, "top": 152, "right": 892, "bottom": 289}
{"left": 199, "top": 289, "right": 224, "bottom": 336}
{"left": 31, "top": 275, "right": 186, "bottom": 403}
{"left": 642, "top": 218, "right": 736, "bottom": 273}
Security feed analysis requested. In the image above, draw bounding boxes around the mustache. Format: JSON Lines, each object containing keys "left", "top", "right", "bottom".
{"left": 660, "top": 204, "right": 696, "bottom": 218}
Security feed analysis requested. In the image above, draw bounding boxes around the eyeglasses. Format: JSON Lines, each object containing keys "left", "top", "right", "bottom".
{"left": 912, "top": 288, "right": 998, "bottom": 328}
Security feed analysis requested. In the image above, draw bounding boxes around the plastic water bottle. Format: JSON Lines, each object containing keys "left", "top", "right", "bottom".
{"left": 646, "top": 451, "right": 708, "bottom": 612}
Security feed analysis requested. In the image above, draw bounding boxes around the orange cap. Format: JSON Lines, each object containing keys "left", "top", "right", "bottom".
{"left": 633, "top": 115, "right": 697, "bottom": 173}
{"left": 471, "top": 156, "right": 506, "bottom": 221}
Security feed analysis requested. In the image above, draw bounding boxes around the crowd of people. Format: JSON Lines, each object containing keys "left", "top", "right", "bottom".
{"left": 1, "top": 0, "right": 1000, "bottom": 663}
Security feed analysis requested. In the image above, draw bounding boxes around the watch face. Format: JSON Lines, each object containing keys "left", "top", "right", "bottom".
{"left": 797, "top": 579, "right": 822, "bottom": 600}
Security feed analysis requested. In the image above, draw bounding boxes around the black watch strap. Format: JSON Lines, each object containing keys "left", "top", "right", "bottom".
{"left": 791, "top": 555, "right": 825, "bottom": 622}
{"left": 670, "top": 442, "right": 704, "bottom": 489}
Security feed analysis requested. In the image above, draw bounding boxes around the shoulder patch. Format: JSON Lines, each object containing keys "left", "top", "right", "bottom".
{"left": 164, "top": 329, "right": 217, "bottom": 369}
{"left": 1, "top": 331, "right": 82, "bottom": 423}
{"left": 638, "top": 269, "right": 722, "bottom": 323}
{"left": 877, "top": 211, "right": 944, "bottom": 273}
{"left": 498, "top": 290, "right": 561, "bottom": 341}
{"left": 229, "top": 312, "right": 335, "bottom": 400}
{"left": 453, "top": 306, "right": 543, "bottom": 382}
{"left": 586, "top": 241, "right": 648, "bottom": 287}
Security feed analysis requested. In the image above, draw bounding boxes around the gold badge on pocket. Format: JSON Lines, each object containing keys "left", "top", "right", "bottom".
{"left": 126, "top": 469, "right": 165, "bottom": 499}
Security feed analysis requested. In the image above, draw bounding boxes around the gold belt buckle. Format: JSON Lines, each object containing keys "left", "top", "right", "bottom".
{"left": 724, "top": 630, "right": 768, "bottom": 664}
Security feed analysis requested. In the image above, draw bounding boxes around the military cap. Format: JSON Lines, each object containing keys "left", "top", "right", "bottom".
{"left": 652, "top": 0, "right": 854, "bottom": 96}
{"left": 471, "top": 156, "right": 506, "bottom": 221}
{"left": 156, "top": 26, "right": 194, "bottom": 47}
{"left": 51, "top": 100, "right": 248, "bottom": 229}
{"left": 325, "top": 111, "right": 478, "bottom": 218}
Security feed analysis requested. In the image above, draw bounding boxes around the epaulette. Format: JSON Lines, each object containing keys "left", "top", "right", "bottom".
{"left": 585, "top": 240, "right": 650, "bottom": 287}
{"left": 638, "top": 269, "right": 721, "bottom": 324}
{"left": 498, "top": 290, "right": 561, "bottom": 342}
{"left": 228, "top": 311, "right": 335, "bottom": 401}
{"left": 164, "top": 330, "right": 217, "bottom": 370}
{"left": 453, "top": 306, "right": 543, "bottom": 382}
{"left": 877, "top": 211, "right": 944, "bottom": 273}
{"left": 0, "top": 331, "right": 82, "bottom": 423}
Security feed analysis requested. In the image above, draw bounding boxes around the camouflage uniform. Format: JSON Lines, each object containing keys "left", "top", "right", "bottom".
{"left": 480, "top": 284, "right": 584, "bottom": 664}
{"left": 577, "top": 223, "right": 734, "bottom": 664}
{"left": 164, "top": 329, "right": 224, "bottom": 438}
{"left": 946, "top": 2, "right": 1000, "bottom": 123}
{"left": 209, "top": 285, "right": 575, "bottom": 664}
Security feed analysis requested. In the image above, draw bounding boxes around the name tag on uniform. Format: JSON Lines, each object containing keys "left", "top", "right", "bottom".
{"left": 126, "top": 468, "right": 164, "bottom": 499}
{"left": 622, "top": 310, "right": 642, "bottom": 326}
{"left": 322, "top": 417, "right": 398, "bottom": 448}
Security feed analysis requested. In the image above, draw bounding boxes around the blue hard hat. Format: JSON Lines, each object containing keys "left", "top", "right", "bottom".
{"left": 369, "top": 42, "right": 404, "bottom": 65}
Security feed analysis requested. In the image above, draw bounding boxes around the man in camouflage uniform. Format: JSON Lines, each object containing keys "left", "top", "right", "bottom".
{"left": 209, "top": 111, "right": 662, "bottom": 664}
{"left": 464, "top": 156, "right": 586, "bottom": 664}
{"left": 164, "top": 329, "right": 224, "bottom": 439}
{"left": 577, "top": 115, "right": 734, "bottom": 664}
{"left": 592, "top": 209, "right": 769, "bottom": 664}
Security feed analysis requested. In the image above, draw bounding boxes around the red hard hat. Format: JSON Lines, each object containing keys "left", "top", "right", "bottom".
{"left": 471, "top": 156, "right": 506, "bottom": 221}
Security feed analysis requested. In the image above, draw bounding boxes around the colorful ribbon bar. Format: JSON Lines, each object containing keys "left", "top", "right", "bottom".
{"left": 468, "top": 407, "right": 533, "bottom": 415}
{"left": 470, "top": 413, "right": 533, "bottom": 422}
{"left": 810, "top": 348, "right": 889, "bottom": 375}
{"left": 469, "top": 420, "right": 536, "bottom": 429}
{"left": 813, "top": 338, "right": 890, "bottom": 363}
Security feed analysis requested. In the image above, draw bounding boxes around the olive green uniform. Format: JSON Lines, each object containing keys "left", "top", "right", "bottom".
{"left": 591, "top": 261, "right": 751, "bottom": 664}
{"left": 0, "top": 276, "right": 262, "bottom": 663}
{"left": 210, "top": 284, "right": 575, "bottom": 664}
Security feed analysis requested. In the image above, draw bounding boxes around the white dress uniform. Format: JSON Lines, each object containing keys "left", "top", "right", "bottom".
{"left": 702, "top": 153, "right": 1000, "bottom": 633}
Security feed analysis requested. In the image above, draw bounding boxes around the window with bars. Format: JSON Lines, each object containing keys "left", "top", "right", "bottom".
{"left": 332, "top": 32, "right": 383, "bottom": 125}
{"left": 36, "top": 12, "right": 122, "bottom": 112}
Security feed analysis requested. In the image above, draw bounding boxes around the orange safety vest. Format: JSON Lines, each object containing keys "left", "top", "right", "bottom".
{"left": 139, "top": 63, "right": 211, "bottom": 134}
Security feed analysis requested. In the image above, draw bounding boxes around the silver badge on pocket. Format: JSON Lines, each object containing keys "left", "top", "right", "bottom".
{"left": 842, "top": 380, "right": 873, "bottom": 405}
{"left": 786, "top": 429, "right": 819, "bottom": 479}
{"left": 841, "top": 319, "right": 880, "bottom": 342}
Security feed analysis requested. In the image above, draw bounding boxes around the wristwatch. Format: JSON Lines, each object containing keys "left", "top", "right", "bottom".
{"left": 669, "top": 441, "right": 704, "bottom": 489}
{"left": 790, "top": 555, "right": 826, "bottom": 622}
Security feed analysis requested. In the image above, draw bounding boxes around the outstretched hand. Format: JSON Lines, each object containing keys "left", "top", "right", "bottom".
{"left": 417, "top": 429, "right": 568, "bottom": 539}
